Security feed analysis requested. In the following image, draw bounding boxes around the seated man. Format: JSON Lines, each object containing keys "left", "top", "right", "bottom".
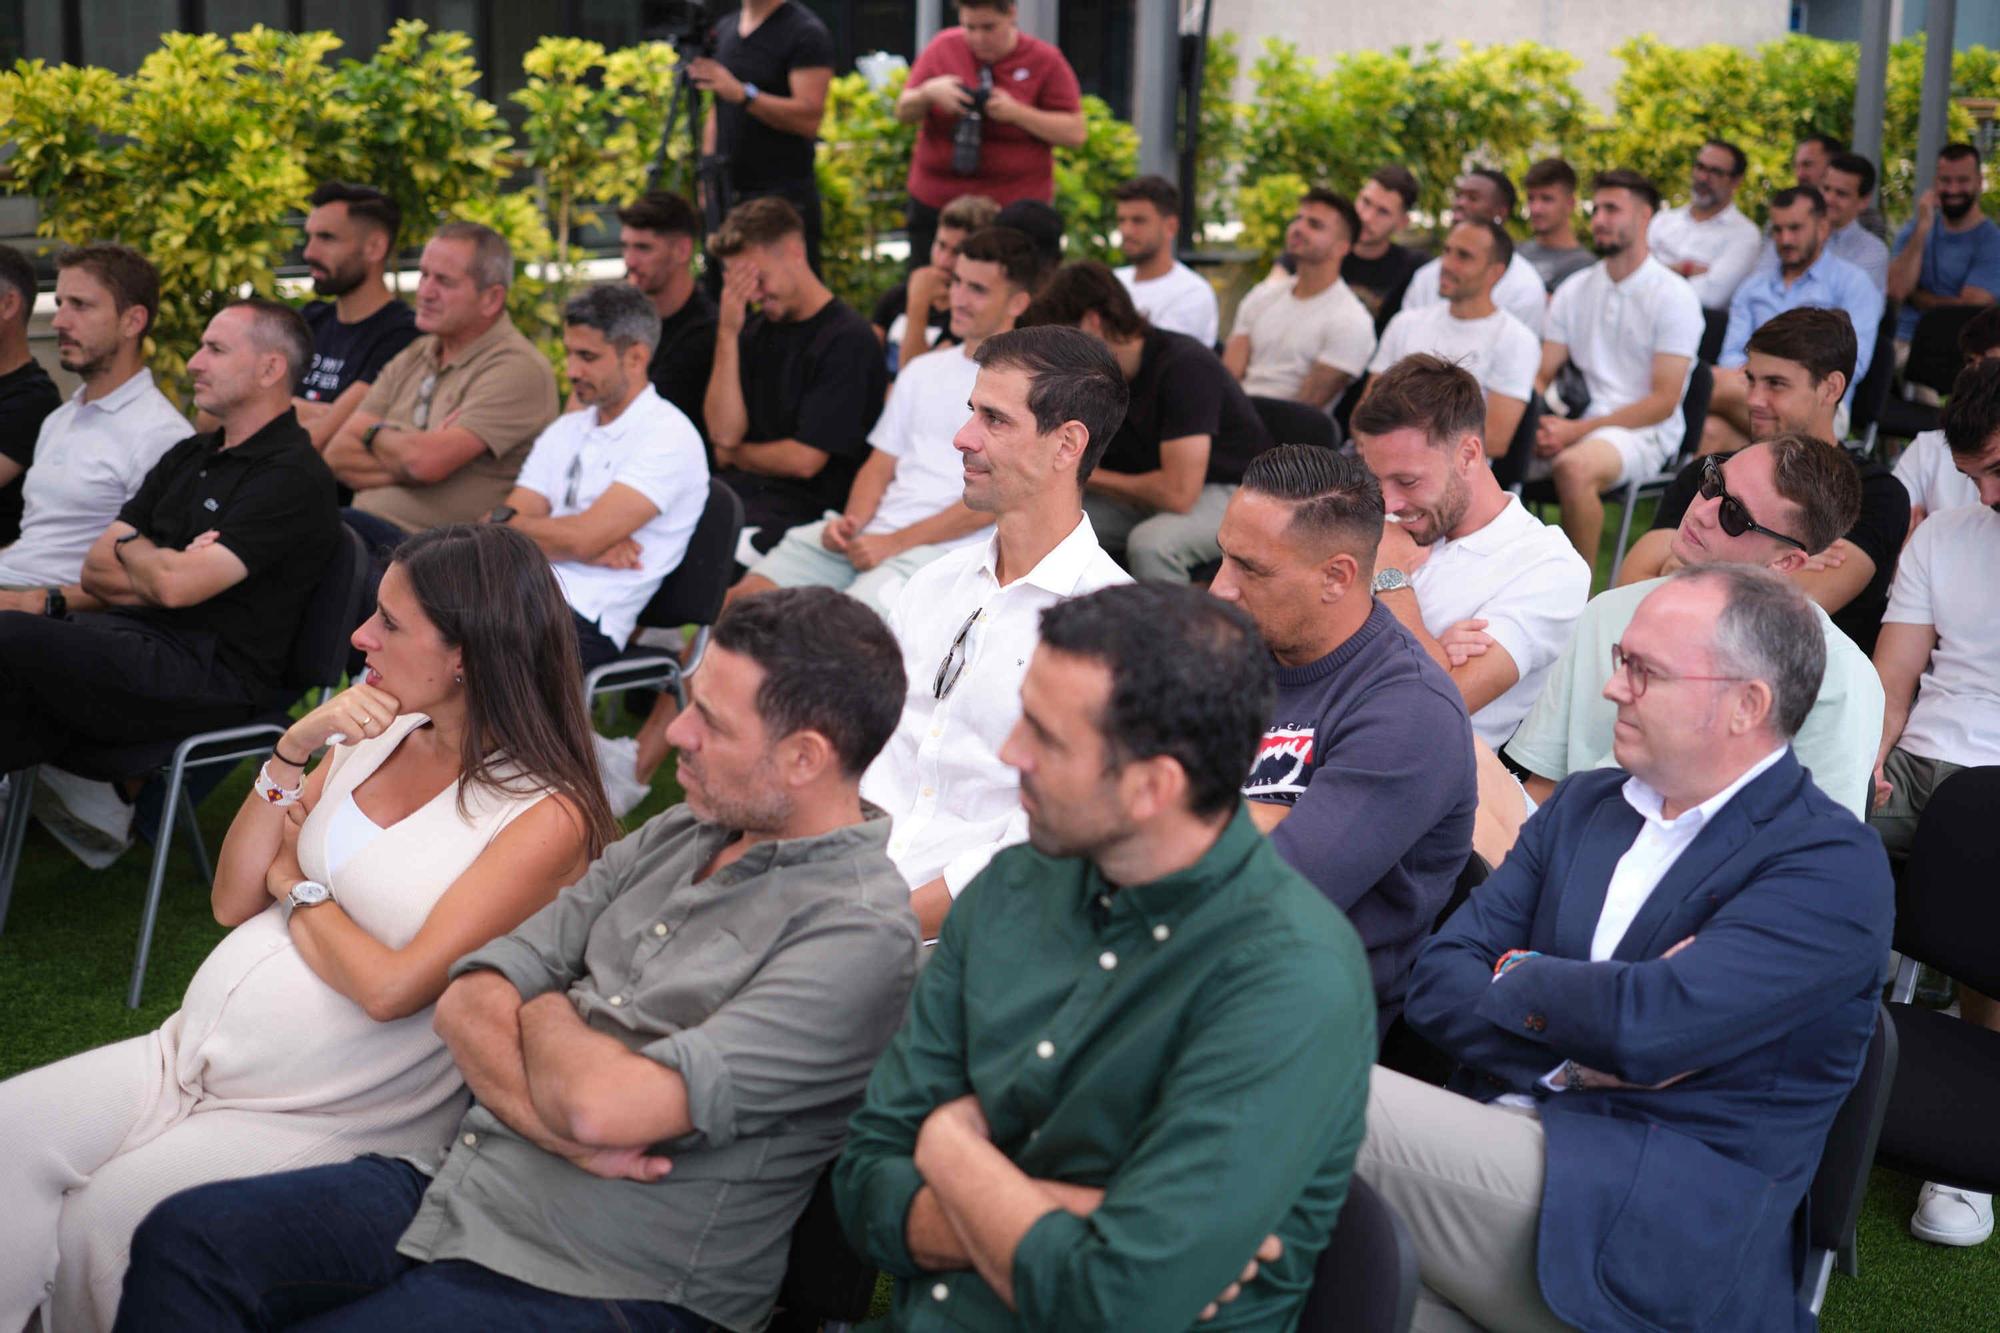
{"left": 1030, "top": 261, "right": 1274, "bottom": 582}
{"left": 494, "top": 284, "right": 707, "bottom": 671}
{"left": 1817, "top": 152, "right": 1891, "bottom": 292}
{"left": 1536, "top": 169, "right": 1704, "bottom": 561}
{"left": 1353, "top": 354, "right": 1591, "bottom": 751}
{"left": 739, "top": 226, "right": 1037, "bottom": 616}
{"left": 326, "top": 221, "right": 559, "bottom": 556}
{"left": 835, "top": 583, "right": 1376, "bottom": 1331}
{"left": 1888, "top": 142, "right": 2000, "bottom": 347}
{"left": 0, "top": 243, "right": 60, "bottom": 549}
{"left": 1796, "top": 131, "right": 1888, "bottom": 241}
{"left": 857, "top": 325, "right": 1130, "bottom": 940}
{"left": 1370, "top": 219, "right": 1540, "bottom": 461}
{"left": 1703, "top": 186, "right": 1881, "bottom": 456}
{"left": 1509, "top": 434, "right": 1881, "bottom": 818}
{"left": 294, "top": 181, "right": 419, "bottom": 451}
{"left": 1366, "top": 563, "right": 1892, "bottom": 1333}
{"left": 120, "top": 587, "right": 922, "bottom": 1331}
{"left": 1223, "top": 188, "right": 1377, "bottom": 408}
{"left": 617, "top": 191, "right": 718, "bottom": 439}
{"left": 1518, "top": 157, "right": 1594, "bottom": 294}
{"left": 705, "top": 197, "right": 886, "bottom": 561}
{"left": 0, "top": 299, "right": 339, "bottom": 778}
{"left": 874, "top": 192, "right": 999, "bottom": 375}
{"left": 1893, "top": 307, "right": 2000, "bottom": 533}
{"left": 1647, "top": 139, "right": 1764, "bottom": 314}
{"left": 1112, "top": 174, "right": 1219, "bottom": 345}
{"left": 1620, "top": 308, "right": 1910, "bottom": 654}
{"left": 1342, "top": 165, "right": 1428, "bottom": 330}
{"left": 0, "top": 244, "right": 187, "bottom": 602}
{"left": 1213, "top": 444, "right": 1476, "bottom": 1032}
{"left": 1399, "top": 168, "right": 1550, "bottom": 334}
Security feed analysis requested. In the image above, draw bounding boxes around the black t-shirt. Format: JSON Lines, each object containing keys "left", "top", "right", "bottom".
{"left": 717, "top": 297, "right": 885, "bottom": 552}
{"left": 0, "top": 357, "right": 62, "bottom": 547}
{"left": 1103, "top": 329, "right": 1275, "bottom": 487}
{"left": 1342, "top": 243, "right": 1426, "bottom": 331}
{"left": 298, "top": 299, "right": 420, "bottom": 403}
{"left": 650, "top": 285, "right": 719, "bottom": 442}
{"left": 116, "top": 410, "right": 340, "bottom": 691}
{"left": 1649, "top": 446, "right": 1910, "bottom": 654}
{"left": 711, "top": 2, "right": 835, "bottom": 192}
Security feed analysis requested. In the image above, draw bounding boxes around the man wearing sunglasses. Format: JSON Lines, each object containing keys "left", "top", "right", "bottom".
{"left": 1508, "top": 435, "right": 1882, "bottom": 818}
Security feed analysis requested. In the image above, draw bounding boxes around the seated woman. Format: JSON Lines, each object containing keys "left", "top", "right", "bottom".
{"left": 0, "top": 523, "right": 618, "bottom": 1332}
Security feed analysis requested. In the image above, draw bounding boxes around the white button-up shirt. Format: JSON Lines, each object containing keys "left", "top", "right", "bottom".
{"left": 860, "top": 513, "right": 1129, "bottom": 896}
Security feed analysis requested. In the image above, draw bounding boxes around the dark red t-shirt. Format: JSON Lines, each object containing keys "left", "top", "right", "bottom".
{"left": 905, "top": 29, "right": 1082, "bottom": 209}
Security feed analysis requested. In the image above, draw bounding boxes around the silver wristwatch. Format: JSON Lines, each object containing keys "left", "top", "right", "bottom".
{"left": 1371, "top": 567, "right": 1411, "bottom": 594}
{"left": 282, "top": 879, "right": 333, "bottom": 923}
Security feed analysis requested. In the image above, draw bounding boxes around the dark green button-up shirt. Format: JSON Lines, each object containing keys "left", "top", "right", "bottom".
{"left": 834, "top": 804, "right": 1376, "bottom": 1332}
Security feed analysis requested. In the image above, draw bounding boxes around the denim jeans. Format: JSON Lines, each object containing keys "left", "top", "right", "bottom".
{"left": 115, "top": 1156, "right": 713, "bottom": 1332}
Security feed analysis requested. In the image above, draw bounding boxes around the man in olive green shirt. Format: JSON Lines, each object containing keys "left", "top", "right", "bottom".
{"left": 835, "top": 583, "right": 1377, "bottom": 1332}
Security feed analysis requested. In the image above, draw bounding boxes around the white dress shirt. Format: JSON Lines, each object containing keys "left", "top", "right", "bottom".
{"left": 859, "top": 513, "right": 1130, "bottom": 896}
{"left": 1647, "top": 202, "right": 1765, "bottom": 309}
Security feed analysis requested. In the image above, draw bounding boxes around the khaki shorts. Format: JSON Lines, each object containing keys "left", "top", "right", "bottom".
{"left": 1868, "top": 746, "right": 1965, "bottom": 859}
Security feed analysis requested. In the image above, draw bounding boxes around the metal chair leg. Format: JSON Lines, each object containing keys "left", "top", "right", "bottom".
{"left": 128, "top": 758, "right": 186, "bottom": 1009}
{"left": 176, "top": 780, "right": 213, "bottom": 885}
{"left": 1608, "top": 479, "right": 1641, "bottom": 585}
{"left": 0, "top": 767, "right": 39, "bottom": 936}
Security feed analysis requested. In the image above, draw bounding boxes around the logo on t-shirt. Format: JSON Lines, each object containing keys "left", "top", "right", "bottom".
{"left": 1244, "top": 725, "right": 1315, "bottom": 802}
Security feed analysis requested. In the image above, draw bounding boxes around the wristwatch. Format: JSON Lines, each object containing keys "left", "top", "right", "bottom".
{"left": 43, "top": 586, "right": 66, "bottom": 619}
{"left": 113, "top": 531, "right": 143, "bottom": 564}
{"left": 488, "top": 503, "right": 517, "bottom": 525}
{"left": 1371, "top": 567, "right": 1411, "bottom": 595}
{"left": 282, "top": 879, "right": 333, "bottom": 923}
{"left": 741, "top": 82, "right": 761, "bottom": 104}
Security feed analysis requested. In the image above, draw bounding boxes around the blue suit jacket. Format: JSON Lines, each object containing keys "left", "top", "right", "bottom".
{"left": 1405, "top": 752, "right": 1892, "bottom": 1333}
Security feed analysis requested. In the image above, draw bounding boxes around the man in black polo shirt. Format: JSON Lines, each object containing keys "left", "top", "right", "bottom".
{"left": 295, "top": 182, "right": 418, "bottom": 450}
{"left": 0, "top": 298, "right": 339, "bottom": 777}
{"left": 0, "top": 242, "right": 61, "bottom": 546}
{"left": 618, "top": 191, "right": 717, "bottom": 442}
{"left": 1021, "top": 261, "right": 1274, "bottom": 581}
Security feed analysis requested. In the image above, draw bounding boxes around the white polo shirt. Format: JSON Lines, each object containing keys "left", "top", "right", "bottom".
{"left": 1230, "top": 271, "right": 1377, "bottom": 400}
{"left": 513, "top": 385, "right": 708, "bottom": 648}
{"left": 1402, "top": 250, "right": 1550, "bottom": 338}
{"left": 863, "top": 342, "right": 984, "bottom": 550}
{"left": 1544, "top": 255, "right": 1705, "bottom": 458}
{"left": 1883, "top": 503, "right": 2000, "bottom": 768}
{"left": 1648, "top": 202, "right": 1764, "bottom": 309}
{"left": 1116, "top": 261, "right": 1220, "bottom": 347}
{"left": 1369, "top": 302, "right": 1540, "bottom": 404}
{"left": 1891, "top": 430, "right": 1980, "bottom": 519}
{"left": 1407, "top": 495, "right": 1592, "bottom": 749}
{"left": 0, "top": 369, "right": 190, "bottom": 588}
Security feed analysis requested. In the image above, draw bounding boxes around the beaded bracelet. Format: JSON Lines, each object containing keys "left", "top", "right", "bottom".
{"left": 253, "top": 759, "right": 304, "bottom": 807}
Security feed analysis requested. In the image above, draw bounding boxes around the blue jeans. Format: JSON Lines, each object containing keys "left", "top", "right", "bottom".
{"left": 115, "top": 1156, "right": 713, "bottom": 1332}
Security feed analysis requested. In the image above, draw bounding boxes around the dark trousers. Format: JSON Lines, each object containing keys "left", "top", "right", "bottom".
{"left": 116, "top": 1156, "right": 715, "bottom": 1332}
{"left": 341, "top": 507, "right": 413, "bottom": 675}
{"left": 0, "top": 611, "right": 262, "bottom": 772}
{"left": 572, "top": 608, "right": 623, "bottom": 671}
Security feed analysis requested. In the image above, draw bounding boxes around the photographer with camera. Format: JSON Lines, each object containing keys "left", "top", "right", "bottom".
{"left": 897, "top": 1, "right": 1085, "bottom": 276}
{"left": 686, "top": 0, "right": 834, "bottom": 274}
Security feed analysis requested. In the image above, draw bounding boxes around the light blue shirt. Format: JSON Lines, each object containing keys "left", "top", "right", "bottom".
{"left": 1891, "top": 215, "right": 2000, "bottom": 339}
{"left": 1720, "top": 248, "right": 1883, "bottom": 406}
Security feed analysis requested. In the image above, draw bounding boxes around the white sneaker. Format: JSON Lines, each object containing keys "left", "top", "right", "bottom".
{"left": 30, "top": 768, "right": 135, "bottom": 871}
{"left": 1910, "top": 1182, "right": 1994, "bottom": 1246}
{"left": 592, "top": 733, "right": 651, "bottom": 819}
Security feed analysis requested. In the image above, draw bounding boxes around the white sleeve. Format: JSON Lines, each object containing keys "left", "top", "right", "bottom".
{"left": 1883, "top": 516, "right": 1937, "bottom": 627}
{"left": 1653, "top": 283, "right": 1706, "bottom": 359}
{"left": 867, "top": 357, "right": 918, "bottom": 460}
{"left": 612, "top": 411, "right": 707, "bottom": 514}
{"left": 1401, "top": 259, "right": 1442, "bottom": 309}
{"left": 1695, "top": 219, "right": 1766, "bottom": 309}
{"left": 1182, "top": 280, "right": 1221, "bottom": 348}
{"left": 1477, "top": 542, "right": 1591, "bottom": 689}
{"left": 1229, "top": 279, "right": 1275, "bottom": 342}
{"left": 1314, "top": 304, "right": 1376, "bottom": 377}
{"left": 1542, "top": 278, "right": 1578, "bottom": 351}
{"left": 1368, "top": 313, "right": 1410, "bottom": 376}
{"left": 512, "top": 426, "right": 563, "bottom": 503}
{"left": 1485, "top": 319, "right": 1540, "bottom": 401}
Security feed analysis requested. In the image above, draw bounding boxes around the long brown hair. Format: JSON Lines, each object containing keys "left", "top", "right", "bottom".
{"left": 392, "top": 524, "right": 619, "bottom": 858}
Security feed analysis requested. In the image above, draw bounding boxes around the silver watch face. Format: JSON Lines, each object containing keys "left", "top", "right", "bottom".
{"left": 1373, "top": 567, "right": 1410, "bottom": 593}
{"left": 289, "top": 880, "right": 332, "bottom": 908}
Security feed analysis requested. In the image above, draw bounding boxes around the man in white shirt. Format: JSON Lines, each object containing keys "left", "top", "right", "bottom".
{"left": 1112, "top": 175, "right": 1218, "bottom": 346}
{"left": 1400, "top": 169, "right": 1550, "bottom": 336}
{"left": 1370, "top": 219, "right": 1540, "bottom": 462}
{"left": 1223, "top": 188, "right": 1376, "bottom": 408}
{"left": 739, "top": 226, "right": 1037, "bottom": 614}
{"left": 860, "top": 325, "right": 1131, "bottom": 939}
{"left": 1648, "top": 139, "right": 1764, "bottom": 312}
{"left": 0, "top": 245, "right": 189, "bottom": 611}
{"left": 1537, "top": 169, "right": 1705, "bottom": 561}
{"left": 1352, "top": 354, "right": 1590, "bottom": 750}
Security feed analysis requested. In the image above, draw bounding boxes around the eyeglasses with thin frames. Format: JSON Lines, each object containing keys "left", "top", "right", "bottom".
{"left": 1697, "top": 456, "right": 1810, "bottom": 552}
{"left": 1610, "top": 643, "right": 1748, "bottom": 698}
{"left": 932, "top": 608, "right": 981, "bottom": 700}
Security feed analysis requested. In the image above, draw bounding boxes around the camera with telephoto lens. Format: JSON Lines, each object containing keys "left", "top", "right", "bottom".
{"left": 649, "top": 0, "right": 719, "bottom": 59}
{"left": 951, "top": 68, "right": 996, "bottom": 177}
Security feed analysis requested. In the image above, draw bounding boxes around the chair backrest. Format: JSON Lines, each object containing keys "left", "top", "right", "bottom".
{"left": 1847, "top": 302, "right": 1900, "bottom": 441}
{"left": 635, "top": 478, "right": 745, "bottom": 634}
{"left": 1905, "top": 305, "right": 1981, "bottom": 397}
{"left": 1698, "top": 307, "right": 1730, "bottom": 365}
{"left": 284, "top": 523, "right": 371, "bottom": 693}
{"left": 1491, "top": 392, "right": 1542, "bottom": 492}
{"left": 1297, "top": 1175, "right": 1421, "bottom": 1333}
{"left": 1894, "top": 765, "right": 2000, "bottom": 995}
{"left": 1252, "top": 394, "right": 1338, "bottom": 451}
{"left": 1806, "top": 1005, "right": 1898, "bottom": 1257}
{"left": 772, "top": 1166, "right": 877, "bottom": 1329}
{"left": 1679, "top": 361, "right": 1715, "bottom": 464}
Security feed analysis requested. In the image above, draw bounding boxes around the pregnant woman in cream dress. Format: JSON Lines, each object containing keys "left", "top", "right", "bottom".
{"left": 0, "top": 524, "right": 621, "bottom": 1331}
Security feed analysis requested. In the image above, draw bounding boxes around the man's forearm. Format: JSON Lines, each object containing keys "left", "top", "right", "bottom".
{"left": 436, "top": 973, "right": 590, "bottom": 1158}
{"left": 907, "top": 1185, "right": 975, "bottom": 1271}
{"left": 705, "top": 343, "right": 749, "bottom": 450}
{"left": 1578, "top": 389, "right": 1679, "bottom": 436}
{"left": 1086, "top": 467, "right": 1199, "bottom": 514}
{"left": 1887, "top": 231, "right": 1925, "bottom": 302}
{"left": 507, "top": 512, "right": 626, "bottom": 564}
{"left": 920, "top": 1128, "right": 1065, "bottom": 1311}
{"left": 894, "top": 505, "right": 991, "bottom": 550}
{"left": 744, "top": 90, "right": 825, "bottom": 141}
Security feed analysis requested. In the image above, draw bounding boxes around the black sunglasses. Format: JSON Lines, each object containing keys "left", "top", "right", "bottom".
{"left": 932, "top": 608, "right": 981, "bottom": 700}
{"left": 1697, "top": 457, "right": 1810, "bottom": 552}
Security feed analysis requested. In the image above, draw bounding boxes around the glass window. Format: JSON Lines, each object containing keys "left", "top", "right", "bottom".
{"left": 80, "top": 0, "right": 178, "bottom": 73}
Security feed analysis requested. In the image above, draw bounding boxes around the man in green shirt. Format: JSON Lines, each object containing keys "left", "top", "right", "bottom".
{"left": 835, "top": 583, "right": 1377, "bottom": 1332}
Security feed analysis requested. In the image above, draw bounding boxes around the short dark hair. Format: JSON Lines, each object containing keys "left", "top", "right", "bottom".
{"left": 1369, "top": 165, "right": 1420, "bottom": 211}
{"left": 0, "top": 244, "right": 37, "bottom": 331}
{"left": 956, "top": 226, "right": 1043, "bottom": 294}
{"left": 1942, "top": 357, "right": 2000, "bottom": 457}
{"left": 1958, "top": 305, "right": 2000, "bottom": 361}
{"left": 563, "top": 282, "right": 662, "bottom": 353}
{"left": 1825, "top": 152, "right": 1878, "bottom": 198}
{"left": 56, "top": 243, "right": 159, "bottom": 340}
{"left": 1761, "top": 433, "right": 1864, "bottom": 555}
{"left": 308, "top": 181, "right": 401, "bottom": 242}
{"left": 1590, "top": 169, "right": 1661, "bottom": 213}
{"left": 993, "top": 198, "right": 1065, "bottom": 275}
{"left": 1350, "top": 352, "right": 1485, "bottom": 450}
{"left": 1669, "top": 564, "right": 1826, "bottom": 739}
{"left": 1453, "top": 217, "right": 1514, "bottom": 271}
{"left": 616, "top": 191, "right": 700, "bottom": 239}
{"left": 711, "top": 587, "right": 906, "bottom": 777}
{"left": 1113, "top": 174, "right": 1181, "bottom": 217}
{"left": 710, "top": 196, "right": 804, "bottom": 257}
{"left": 1745, "top": 307, "right": 1857, "bottom": 390}
{"left": 1523, "top": 157, "right": 1577, "bottom": 193}
{"left": 1940, "top": 141, "right": 1982, "bottom": 169}
{"left": 1038, "top": 584, "right": 1274, "bottom": 819}
{"left": 972, "top": 325, "right": 1130, "bottom": 484}
{"left": 1017, "top": 260, "right": 1149, "bottom": 342}
{"left": 1769, "top": 185, "right": 1827, "bottom": 216}
{"left": 1799, "top": 132, "right": 1846, "bottom": 157}
{"left": 959, "top": 0, "right": 1016, "bottom": 11}
{"left": 1239, "top": 444, "right": 1385, "bottom": 576}
{"left": 1300, "top": 187, "right": 1362, "bottom": 246}
{"left": 1466, "top": 168, "right": 1518, "bottom": 217}
{"left": 1702, "top": 139, "right": 1748, "bottom": 178}
{"left": 225, "top": 297, "right": 314, "bottom": 383}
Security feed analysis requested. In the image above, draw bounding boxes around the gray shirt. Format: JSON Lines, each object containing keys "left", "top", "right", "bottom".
{"left": 400, "top": 804, "right": 920, "bottom": 1330}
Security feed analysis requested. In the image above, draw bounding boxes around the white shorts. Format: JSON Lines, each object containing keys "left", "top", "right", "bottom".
{"left": 1586, "top": 424, "right": 1676, "bottom": 486}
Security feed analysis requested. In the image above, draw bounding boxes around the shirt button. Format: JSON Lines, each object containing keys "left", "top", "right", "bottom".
{"left": 931, "top": 1281, "right": 949, "bottom": 1301}
{"left": 921, "top": 787, "right": 935, "bottom": 798}
{"left": 930, "top": 727, "right": 942, "bottom": 738}
{"left": 1153, "top": 923, "right": 1171, "bottom": 942}
{"left": 609, "top": 995, "right": 625, "bottom": 1007}
{"left": 1035, "top": 1039, "right": 1055, "bottom": 1059}
{"left": 1098, "top": 951, "right": 1118, "bottom": 971}
{"left": 461, "top": 1133, "right": 478, "bottom": 1147}
{"left": 653, "top": 923, "right": 668, "bottom": 937}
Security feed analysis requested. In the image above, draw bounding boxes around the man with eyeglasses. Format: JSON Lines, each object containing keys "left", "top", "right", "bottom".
{"left": 1507, "top": 434, "right": 1883, "bottom": 818}
{"left": 1363, "top": 562, "right": 1892, "bottom": 1333}
{"left": 858, "top": 325, "right": 1130, "bottom": 940}
{"left": 326, "top": 222, "right": 559, "bottom": 560}
{"left": 1648, "top": 139, "right": 1764, "bottom": 314}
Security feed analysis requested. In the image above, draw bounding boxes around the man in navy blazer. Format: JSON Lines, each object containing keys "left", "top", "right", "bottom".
{"left": 1359, "top": 563, "right": 1892, "bottom": 1333}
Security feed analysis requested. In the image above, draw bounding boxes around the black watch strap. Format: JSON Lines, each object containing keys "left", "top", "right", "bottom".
{"left": 43, "top": 586, "right": 66, "bottom": 618}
